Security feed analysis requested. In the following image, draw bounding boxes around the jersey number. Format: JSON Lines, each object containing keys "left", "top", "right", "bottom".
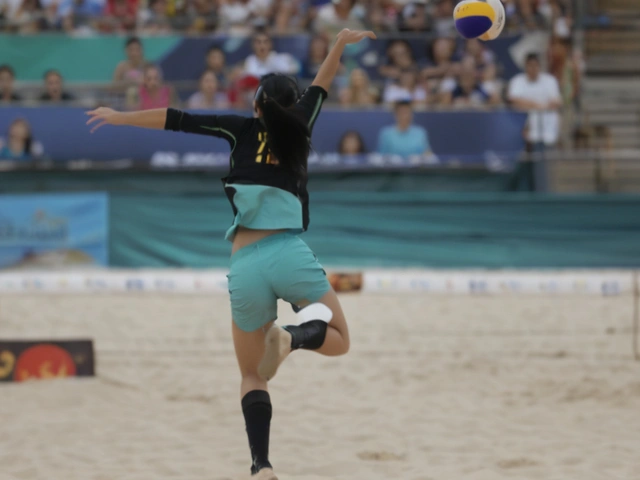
{"left": 256, "top": 132, "right": 278, "bottom": 165}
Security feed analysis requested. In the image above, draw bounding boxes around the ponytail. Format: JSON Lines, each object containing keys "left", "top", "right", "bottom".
{"left": 260, "top": 96, "right": 310, "bottom": 180}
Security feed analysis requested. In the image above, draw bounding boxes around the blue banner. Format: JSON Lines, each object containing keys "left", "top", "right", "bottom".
{"left": 0, "top": 107, "right": 527, "bottom": 165}
{"left": 0, "top": 193, "right": 108, "bottom": 269}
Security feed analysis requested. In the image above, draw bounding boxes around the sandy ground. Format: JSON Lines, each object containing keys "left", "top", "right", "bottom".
{"left": 0, "top": 293, "right": 639, "bottom": 480}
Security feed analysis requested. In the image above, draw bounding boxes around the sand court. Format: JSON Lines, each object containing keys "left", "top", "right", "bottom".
{"left": 1, "top": 293, "right": 639, "bottom": 480}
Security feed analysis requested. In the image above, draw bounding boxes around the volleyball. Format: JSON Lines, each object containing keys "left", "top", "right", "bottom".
{"left": 453, "top": 0, "right": 506, "bottom": 41}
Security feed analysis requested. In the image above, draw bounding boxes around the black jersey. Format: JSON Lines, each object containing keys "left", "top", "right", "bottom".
{"left": 164, "top": 86, "right": 327, "bottom": 232}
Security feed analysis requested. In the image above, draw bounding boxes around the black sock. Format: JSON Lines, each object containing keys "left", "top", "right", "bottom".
{"left": 242, "top": 390, "right": 273, "bottom": 475}
{"left": 283, "top": 320, "right": 328, "bottom": 350}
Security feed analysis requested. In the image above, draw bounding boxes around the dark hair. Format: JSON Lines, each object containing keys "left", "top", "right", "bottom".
{"left": 9, "top": 118, "right": 33, "bottom": 156}
{"left": 525, "top": 53, "right": 540, "bottom": 64}
{"left": 207, "top": 45, "right": 223, "bottom": 55}
{"left": 0, "top": 64, "right": 15, "bottom": 78}
{"left": 43, "top": 69, "right": 62, "bottom": 81}
{"left": 338, "top": 131, "right": 367, "bottom": 154}
{"left": 255, "top": 74, "right": 309, "bottom": 180}
{"left": 394, "top": 100, "right": 413, "bottom": 110}
{"left": 126, "top": 36, "right": 142, "bottom": 48}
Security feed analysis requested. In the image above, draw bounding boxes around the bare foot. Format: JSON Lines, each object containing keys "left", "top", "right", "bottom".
{"left": 258, "top": 326, "right": 291, "bottom": 381}
{"left": 252, "top": 467, "right": 278, "bottom": 479}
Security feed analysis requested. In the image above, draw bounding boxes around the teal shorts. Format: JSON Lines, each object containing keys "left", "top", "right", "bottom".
{"left": 227, "top": 232, "right": 331, "bottom": 332}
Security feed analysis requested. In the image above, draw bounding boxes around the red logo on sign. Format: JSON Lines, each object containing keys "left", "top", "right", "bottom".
{"left": 13, "top": 344, "right": 76, "bottom": 382}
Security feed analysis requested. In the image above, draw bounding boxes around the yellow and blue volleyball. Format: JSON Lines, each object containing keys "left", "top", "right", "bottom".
{"left": 454, "top": 0, "right": 505, "bottom": 41}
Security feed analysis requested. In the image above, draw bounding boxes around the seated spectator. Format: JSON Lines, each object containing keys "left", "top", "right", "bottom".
{"left": 338, "top": 130, "right": 367, "bottom": 155}
{"left": 0, "top": 118, "right": 44, "bottom": 161}
{"left": 312, "top": 0, "right": 365, "bottom": 37}
{"left": 39, "top": 70, "right": 74, "bottom": 103}
{"left": 382, "top": 68, "right": 427, "bottom": 107}
{"left": 421, "top": 37, "right": 458, "bottom": 96}
{"left": 377, "top": 101, "right": 431, "bottom": 156}
{"left": 187, "top": 0, "right": 218, "bottom": 33}
{"left": 481, "top": 63, "right": 504, "bottom": 102}
{"left": 441, "top": 67, "right": 492, "bottom": 108}
{"left": 187, "top": 70, "right": 229, "bottom": 110}
{"left": 113, "top": 37, "right": 150, "bottom": 88}
{"left": 379, "top": 40, "right": 417, "bottom": 81}
{"left": 339, "top": 68, "right": 378, "bottom": 107}
{"left": 430, "top": 0, "right": 456, "bottom": 36}
{"left": 218, "top": 0, "right": 272, "bottom": 35}
{"left": 463, "top": 38, "right": 495, "bottom": 78}
{"left": 227, "top": 74, "right": 261, "bottom": 109}
{"left": 508, "top": 52, "right": 562, "bottom": 149}
{"left": 0, "top": 65, "right": 22, "bottom": 103}
{"left": 243, "top": 30, "right": 299, "bottom": 78}
{"left": 204, "top": 46, "right": 229, "bottom": 87}
{"left": 127, "top": 64, "right": 177, "bottom": 110}
{"left": 398, "top": 0, "right": 429, "bottom": 32}
{"left": 103, "top": 0, "right": 138, "bottom": 32}
{"left": 4, "top": 0, "right": 48, "bottom": 33}
{"left": 301, "top": 34, "right": 330, "bottom": 80}
{"left": 58, "top": 0, "right": 105, "bottom": 32}
{"left": 138, "top": 0, "right": 172, "bottom": 34}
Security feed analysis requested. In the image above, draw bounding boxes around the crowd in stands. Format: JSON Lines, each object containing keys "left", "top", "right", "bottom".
{"left": 0, "top": 0, "right": 573, "bottom": 35}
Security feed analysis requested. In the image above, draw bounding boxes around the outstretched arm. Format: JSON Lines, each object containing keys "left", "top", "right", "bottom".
{"left": 312, "top": 29, "right": 376, "bottom": 92}
{"left": 86, "top": 107, "right": 167, "bottom": 133}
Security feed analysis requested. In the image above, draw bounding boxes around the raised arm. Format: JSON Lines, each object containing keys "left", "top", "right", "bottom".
{"left": 86, "top": 107, "right": 167, "bottom": 133}
{"left": 312, "top": 29, "right": 376, "bottom": 92}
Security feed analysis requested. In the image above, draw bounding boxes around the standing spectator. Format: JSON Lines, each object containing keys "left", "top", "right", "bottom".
{"left": 0, "top": 118, "right": 44, "bottom": 161}
{"left": 339, "top": 68, "right": 378, "bottom": 107}
{"left": 338, "top": 130, "right": 367, "bottom": 155}
{"left": 58, "top": 0, "right": 105, "bottom": 32}
{"left": 103, "top": 0, "right": 138, "bottom": 32}
{"left": 312, "top": 0, "right": 365, "bottom": 37}
{"left": 113, "top": 37, "right": 150, "bottom": 88}
{"left": 127, "top": 64, "right": 177, "bottom": 110}
{"left": 243, "top": 30, "right": 299, "bottom": 78}
{"left": 377, "top": 101, "right": 431, "bottom": 156}
{"left": 187, "top": 70, "right": 229, "bottom": 110}
{"left": 301, "top": 34, "right": 330, "bottom": 80}
{"left": 204, "top": 46, "right": 229, "bottom": 87}
{"left": 508, "top": 52, "right": 562, "bottom": 149}
{"left": 382, "top": 68, "right": 427, "bottom": 106}
{"left": 39, "top": 70, "right": 74, "bottom": 103}
{"left": 0, "top": 65, "right": 22, "bottom": 103}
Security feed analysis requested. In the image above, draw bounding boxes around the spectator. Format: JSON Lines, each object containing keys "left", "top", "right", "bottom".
{"left": 463, "top": 39, "right": 495, "bottom": 78}
{"left": 377, "top": 101, "right": 431, "bottom": 156}
{"left": 382, "top": 68, "right": 427, "bottom": 107}
{"left": 422, "top": 37, "right": 458, "bottom": 97}
{"left": 508, "top": 52, "right": 562, "bottom": 149}
{"left": 138, "top": 0, "right": 172, "bottom": 34}
{"left": 187, "top": 70, "right": 228, "bottom": 110}
{"left": 441, "top": 66, "right": 492, "bottom": 108}
{"left": 243, "top": 30, "right": 299, "bottom": 78}
{"left": 0, "top": 65, "right": 22, "bottom": 103}
{"left": 398, "top": 0, "right": 428, "bottom": 32}
{"left": 430, "top": 0, "right": 456, "bottom": 36}
{"left": 39, "top": 70, "right": 74, "bottom": 103}
{"left": 103, "top": 0, "right": 138, "bottom": 32}
{"left": 0, "top": 118, "right": 43, "bottom": 161}
{"left": 113, "top": 37, "right": 150, "bottom": 88}
{"left": 218, "top": 0, "right": 272, "bottom": 35}
{"left": 481, "top": 63, "right": 504, "bottom": 103}
{"left": 127, "top": 64, "right": 177, "bottom": 110}
{"left": 312, "top": 0, "right": 365, "bottom": 37}
{"left": 548, "top": 37, "right": 580, "bottom": 148}
{"left": 4, "top": 0, "right": 47, "bottom": 32}
{"left": 58, "top": 0, "right": 105, "bottom": 32}
{"left": 187, "top": 0, "right": 218, "bottom": 33}
{"left": 339, "top": 68, "right": 378, "bottom": 107}
{"left": 227, "top": 74, "right": 260, "bottom": 109}
{"left": 204, "top": 46, "right": 229, "bottom": 87}
{"left": 301, "top": 34, "right": 330, "bottom": 80}
{"left": 379, "top": 40, "right": 416, "bottom": 81}
{"left": 338, "top": 130, "right": 366, "bottom": 155}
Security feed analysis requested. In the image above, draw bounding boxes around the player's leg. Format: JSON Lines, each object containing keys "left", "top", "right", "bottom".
{"left": 258, "top": 236, "right": 350, "bottom": 381}
{"left": 228, "top": 247, "right": 279, "bottom": 479}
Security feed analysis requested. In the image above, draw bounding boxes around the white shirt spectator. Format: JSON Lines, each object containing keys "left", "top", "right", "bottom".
{"left": 244, "top": 51, "right": 299, "bottom": 78}
{"left": 383, "top": 84, "right": 427, "bottom": 104}
{"left": 508, "top": 72, "right": 561, "bottom": 145}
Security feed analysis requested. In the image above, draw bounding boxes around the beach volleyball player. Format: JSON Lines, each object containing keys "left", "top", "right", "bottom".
{"left": 86, "top": 28, "right": 377, "bottom": 480}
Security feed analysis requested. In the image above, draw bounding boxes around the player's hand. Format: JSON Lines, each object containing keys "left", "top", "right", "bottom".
{"left": 85, "top": 107, "right": 126, "bottom": 133}
{"left": 336, "top": 29, "right": 377, "bottom": 45}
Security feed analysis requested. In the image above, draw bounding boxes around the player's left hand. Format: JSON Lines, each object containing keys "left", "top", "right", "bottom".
{"left": 85, "top": 107, "right": 125, "bottom": 133}
{"left": 336, "top": 29, "right": 377, "bottom": 45}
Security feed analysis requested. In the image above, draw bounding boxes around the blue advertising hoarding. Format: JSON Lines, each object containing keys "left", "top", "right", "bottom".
{"left": 0, "top": 193, "right": 108, "bottom": 269}
{"left": 0, "top": 107, "right": 527, "bottom": 167}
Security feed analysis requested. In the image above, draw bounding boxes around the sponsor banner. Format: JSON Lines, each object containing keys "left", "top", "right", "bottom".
{"left": 0, "top": 340, "right": 95, "bottom": 383}
{"left": 0, "top": 193, "right": 108, "bottom": 270}
{"left": 361, "top": 270, "right": 636, "bottom": 296}
{"left": 0, "top": 270, "right": 635, "bottom": 296}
